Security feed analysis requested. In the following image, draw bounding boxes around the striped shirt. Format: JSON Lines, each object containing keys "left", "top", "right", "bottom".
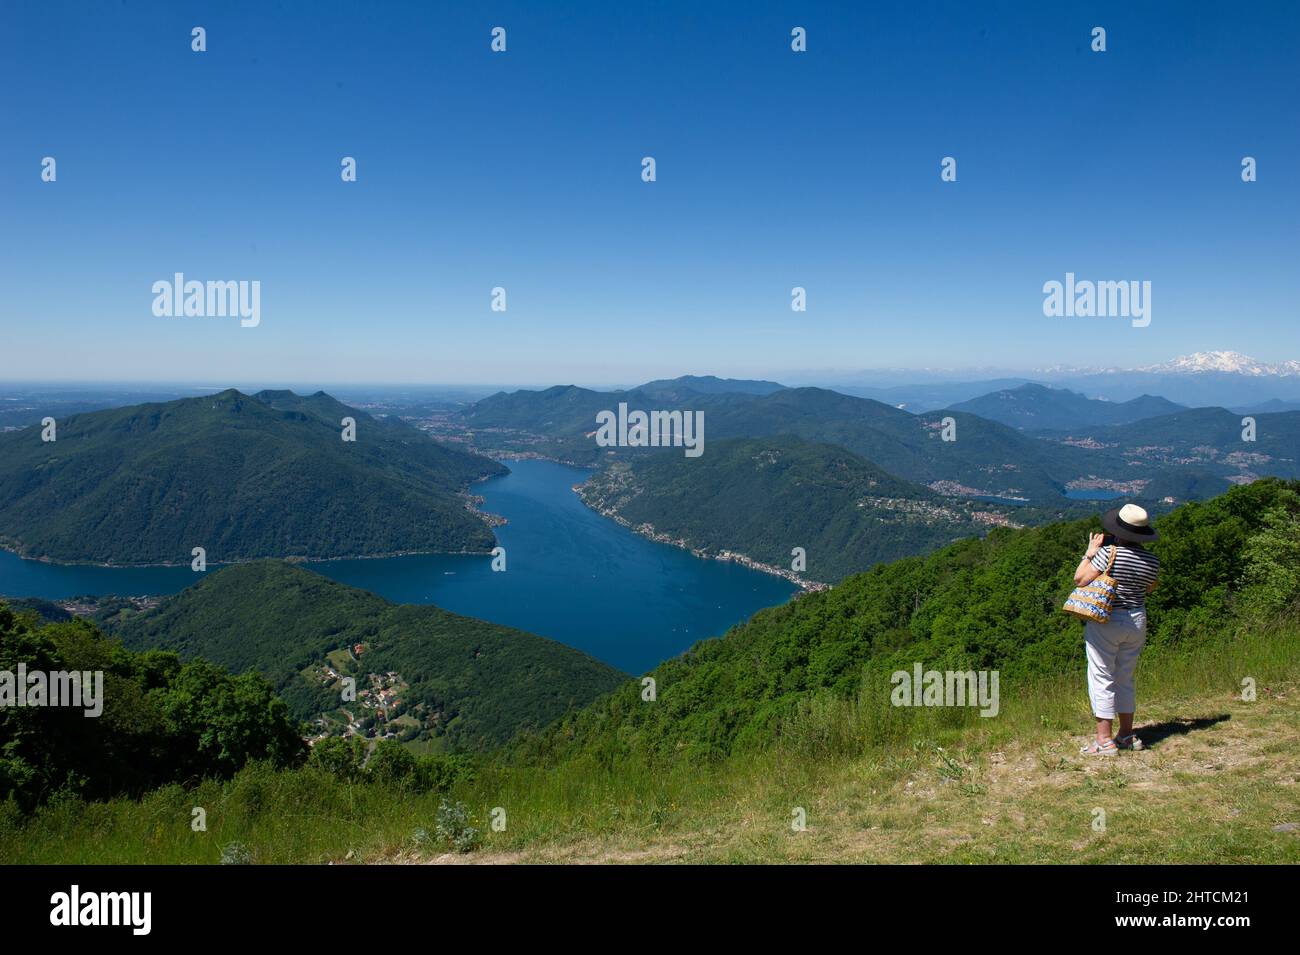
{"left": 1090, "top": 543, "right": 1160, "bottom": 610}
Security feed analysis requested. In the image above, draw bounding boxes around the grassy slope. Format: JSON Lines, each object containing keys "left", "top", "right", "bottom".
{"left": 3, "top": 624, "right": 1295, "bottom": 863}
{"left": 0, "top": 389, "right": 506, "bottom": 564}
{"left": 458, "top": 626, "right": 1300, "bottom": 864}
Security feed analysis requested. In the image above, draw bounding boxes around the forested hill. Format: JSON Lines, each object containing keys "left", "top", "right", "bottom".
{"left": 521, "top": 479, "right": 1300, "bottom": 763}
{"left": 0, "top": 600, "right": 304, "bottom": 810}
{"left": 459, "top": 380, "right": 1299, "bottom": 505}
{"left": 108, "top": 560, "right": 628, "bottom": 750}
{"left": 578, "top": 436, "right": 1052, "bottom": 583}
{"left": 459, "top": 382, "right": 1084, "bottom": 501}
{"left": 947, "top": 384, "right": 1184, "bottom": 431}
{"left": 0, "top": 389, "right": 506, "bottom": 564}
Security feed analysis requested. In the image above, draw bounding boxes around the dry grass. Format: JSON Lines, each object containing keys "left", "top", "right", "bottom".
{"left": 395, "top": 683, "right": 1299, "bottom": 865}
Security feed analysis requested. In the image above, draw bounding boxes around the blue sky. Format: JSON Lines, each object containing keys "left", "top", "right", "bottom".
{"left": 1, "top": 0, "right": 1297, "bottom": 386}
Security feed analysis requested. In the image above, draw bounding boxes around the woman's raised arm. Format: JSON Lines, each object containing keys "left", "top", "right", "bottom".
{"left": 1074, "top": 533, "right": 1106, "bottom": 586}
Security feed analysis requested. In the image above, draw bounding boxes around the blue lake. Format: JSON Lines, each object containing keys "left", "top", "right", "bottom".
{"left": 0, "top": 459, "right": 797, "bottom": 674}
{"left": 1064, "top": 489, "right": 1126, "bottom": 501}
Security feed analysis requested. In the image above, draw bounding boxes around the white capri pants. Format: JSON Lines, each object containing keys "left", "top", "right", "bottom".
{"left": 1084, "top": 608, "right": 1147, "bottom": 719}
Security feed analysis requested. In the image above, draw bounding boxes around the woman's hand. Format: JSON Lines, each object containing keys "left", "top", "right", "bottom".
{"left": 1085, "top": 532, "right": 1105, "bottom": 559}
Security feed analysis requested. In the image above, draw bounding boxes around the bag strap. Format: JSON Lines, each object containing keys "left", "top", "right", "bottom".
{"left": 1103, "top": 543, "right": 1118, "bottom": 574}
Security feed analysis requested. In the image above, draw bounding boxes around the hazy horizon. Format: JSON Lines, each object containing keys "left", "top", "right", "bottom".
{"left": 2, "top": 344, "right": 1299, "bottom": 395}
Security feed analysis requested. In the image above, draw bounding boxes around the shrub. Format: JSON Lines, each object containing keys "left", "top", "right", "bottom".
{"left": 307, "top": 736, "right": 369, "bottom": 781}
{"left": 434, "top": 799, "right": 481, "bottom": 853}
{"left": 365, "top": 740, "right": 416, "bottom": 784}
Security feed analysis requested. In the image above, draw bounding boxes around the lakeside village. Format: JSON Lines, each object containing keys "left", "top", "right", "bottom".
{"left": 574, "top": 483, "right": 832, "bottom": 591}
{"left": 57, "top": 594, "right": 161, "bottom": 616}
{"left": 303, "top": 643, "right": 431, "bottom": 746}
{"left": 576, "top": 474, "right": 1035, "bottom": 592}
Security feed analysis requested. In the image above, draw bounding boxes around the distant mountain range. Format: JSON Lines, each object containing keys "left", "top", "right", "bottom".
{"left": 456, "top": 373, "right": 1300, "bottom": 506}
{"left": 5, "top": 351, "right": 1297, "bottom": 421}
{"left": 821, "top": 352, "right": 1300, "bottom": 410}
{"left": 946, "top": 384, "right": 1185, "bottom": 432}
{"left": 6, "top": 370, "right": 1290, "bottom": 575}
{"left": 1135, "top": 351, "right": 1300, "bottom": 376}
{"left": 106, "top": 560, "right": 627, "bottom": 750}
{"left": 1233, "top": 399, "right": 1300, "bottom": 415}
{"left": 447, "top": 371, "right": 1300, "bottom": 586}
{"left": 566, "top": 394, "right": 1300, "bottom": 582}
{"left": 0, "top": 389, "right": 505, "bottom": 565}
{"left": 1075, "top": 406, "right": 1300, "bottom": 479}
{"left": 459, "top": 380, "right": 1092, "bottom": 501}
{"left": 636, "top": 375, "right": 785, "bottom": 397}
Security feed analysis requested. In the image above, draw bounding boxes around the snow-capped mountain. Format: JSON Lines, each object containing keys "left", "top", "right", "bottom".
{"left": 1137, "top": 351, "right": 1300, "bottom": 377}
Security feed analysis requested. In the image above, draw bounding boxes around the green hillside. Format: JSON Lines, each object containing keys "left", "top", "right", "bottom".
{"left": 0, "top": 602, "right": 303, "bottom": 810}
{"left": 459, "top": 380, "right": 1298, "bottom": 513}
{"left": 522, "top": 478, "right": 1300, "bottom": 763}
{"left": 1030, "top": 407, "right": 1300, "bottom": 502}
{"left": 0, "top": 389, "right": 506, "bottom": 564}
{"left": 1077, "top": 407, "right": 1300, "bottom": 476}
{"left": 460, "top": 382, "right": 1103, "bottom": 501}
{"left": 108, "top": 561, "right": 627, "bottom": 750}
{"left": 579, "top": 436, "right": 1034, "bottom": 583}
{"left": 948, "top": 384, "right": 1184, "bottom": 431}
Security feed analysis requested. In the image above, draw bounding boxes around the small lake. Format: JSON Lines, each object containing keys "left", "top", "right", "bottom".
{"left": 1064, "top": 489, "right": 1126, "bottom": 501}
{"left": 0, "top": 460, "right": 797, "bottom": 674}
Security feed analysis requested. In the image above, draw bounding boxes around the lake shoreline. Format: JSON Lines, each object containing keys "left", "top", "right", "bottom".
{"left": 1, "top": 459, "right": 800, "bottom": 675}
{"left": 0, "top": 545, "right": 499, "bottom": 572}
{"left": 0, "top": 476, "right": 508, "bottom": 570}
{"left": 572, "top": 482, "right": 829, "bottom": 593}
{"left": 487, "top": 450, "right": 595, "bottom": 468}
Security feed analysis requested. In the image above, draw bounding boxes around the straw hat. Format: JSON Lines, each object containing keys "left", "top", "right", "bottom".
{"left": 1101, "top": 503, "right": 1158, "bottom": 543}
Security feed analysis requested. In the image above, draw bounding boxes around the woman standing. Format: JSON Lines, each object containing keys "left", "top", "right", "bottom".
{"left": 1073, "top": 503, "right": 1161, "bottom": 756}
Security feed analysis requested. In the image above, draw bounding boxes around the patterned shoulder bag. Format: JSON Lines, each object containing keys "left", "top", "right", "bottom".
{"left": 1062, "top": 544, "right": 1118, "bottom": 623}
